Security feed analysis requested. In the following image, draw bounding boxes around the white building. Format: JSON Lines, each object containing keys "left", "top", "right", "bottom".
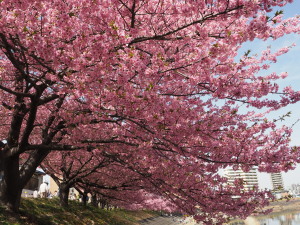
{"left": 22, "top": 169, "right": 45, "bottom": 197}
{"left": 270, "top": 173, "right": 284, "bottom": 190}
{"left": 224, "top": 167, "right": 259, "bottom": 190}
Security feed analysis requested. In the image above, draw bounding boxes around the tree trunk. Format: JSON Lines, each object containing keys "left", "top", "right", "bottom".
{"left": 0, "top": 149, "right": 50, "bottom": 212}
{"left": 0, "top": 155, "right": 22, "bottom": 212}
{"left": 82, "top": 191, "right": 88, "bottom": 206}
{"left": 91, "top": 194, "right": 98, "bottom": 207}
{"left": 59, "top": 183, "right": 70, "bottom": 207}
{"left": 99, "top": 198, "right": 107, "bottom": 209}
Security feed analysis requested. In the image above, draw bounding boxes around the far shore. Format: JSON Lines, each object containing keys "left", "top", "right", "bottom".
{"left": 264, "top": 197, "right": 300, "bottom": 215}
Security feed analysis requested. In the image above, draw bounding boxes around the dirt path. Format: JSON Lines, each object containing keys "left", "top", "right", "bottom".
{"left": 139, "top": 216, "right": 199, "bottom": 225}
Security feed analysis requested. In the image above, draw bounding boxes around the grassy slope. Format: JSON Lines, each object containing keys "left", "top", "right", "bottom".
{"left": 0, "top": 198, "right": 158, "bottom": 225}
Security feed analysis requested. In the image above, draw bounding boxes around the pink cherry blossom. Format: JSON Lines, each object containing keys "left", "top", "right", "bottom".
{"left": 0, "top": 0, "right": 299, "bottom": 223}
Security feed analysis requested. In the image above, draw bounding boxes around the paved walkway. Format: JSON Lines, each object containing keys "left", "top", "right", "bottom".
{"left": 140, "top": 216, "right": 199, "bottom": 225}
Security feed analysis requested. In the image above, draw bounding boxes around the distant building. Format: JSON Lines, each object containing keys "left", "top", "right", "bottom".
{"left": 48, "top": 176, "right": 79, "bottom": 200}
{"left": 270, "top": 173, "right": 284, "bottom": 191}
{"left": 22, "top": 169, "right": 45, "bottom": 197}
{"left": 49, "top": 176, "right": 59, "bottom": 195}
{"left": 224, "top": 167, "right": 259, "bottom": 190}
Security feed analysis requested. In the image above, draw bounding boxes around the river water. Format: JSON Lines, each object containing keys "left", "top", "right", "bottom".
{"left": 230, "top": 211, "right": 300, "bottom": 225}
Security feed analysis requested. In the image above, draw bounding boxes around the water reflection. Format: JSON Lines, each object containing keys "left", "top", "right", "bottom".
{"left": 230, "top": 212, "right": 300, "bottom": 225}
{"left": 260, "top": 213, "right": 300, "bottom": 225}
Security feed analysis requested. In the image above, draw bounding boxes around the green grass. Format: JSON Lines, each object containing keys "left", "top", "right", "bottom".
{"left": 0, "top": 198, "right": 159, "bottom": 225}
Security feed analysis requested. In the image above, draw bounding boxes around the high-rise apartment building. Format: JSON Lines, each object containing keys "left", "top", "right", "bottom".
{"left": 224, "top": 167, "right": 259, "bottom": 190}
{"left": 270, "top": 173, "right": 284, "bottom": 190}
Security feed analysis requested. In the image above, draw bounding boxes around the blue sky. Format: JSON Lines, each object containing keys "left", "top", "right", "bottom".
{"left": 244, "top": 1, "right": 300, "bottom": 189}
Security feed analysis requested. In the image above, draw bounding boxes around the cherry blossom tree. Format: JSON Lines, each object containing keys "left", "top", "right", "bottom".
{"left": 41, "top": 150, "right": 112, "bottom": 207}
{"left": 73, "top": 164, "right": 150, "bottom": 208}
{"left": 0, "top": 0, "right": 300, "bottom": 223}
{"left": 43, "top": 149, "right": 175, "bottom": 208}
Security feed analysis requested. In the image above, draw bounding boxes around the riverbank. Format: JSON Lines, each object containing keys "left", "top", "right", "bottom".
{"left": 0, "top": 198, "right": 159, "bottom": 225}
